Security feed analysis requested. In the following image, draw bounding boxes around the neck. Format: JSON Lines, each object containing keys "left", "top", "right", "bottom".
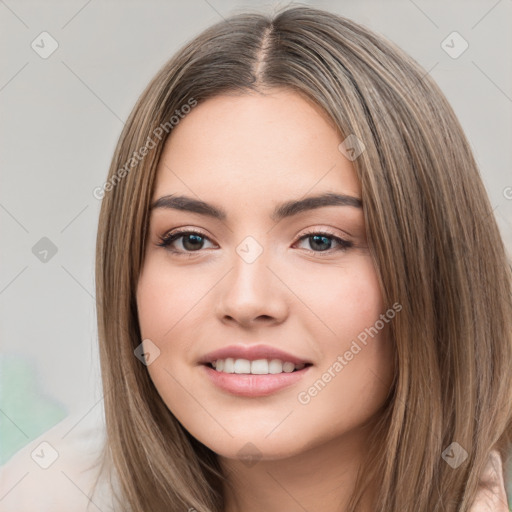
{"left": 219, "top": 426, "right": 378, "bottom": 512}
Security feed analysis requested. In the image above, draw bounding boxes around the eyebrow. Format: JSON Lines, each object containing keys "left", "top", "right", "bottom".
{"left": 150, "top": 192, "right": 362, "bottom": 222}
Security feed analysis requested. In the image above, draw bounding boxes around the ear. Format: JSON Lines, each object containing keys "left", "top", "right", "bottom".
{"left": 469, "top": 450, "right": 510, "bottom": 512}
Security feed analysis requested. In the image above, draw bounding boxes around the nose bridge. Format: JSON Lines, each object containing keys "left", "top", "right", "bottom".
{"left": 216, "top": 234, "right": 286, "bottom": 324}
{"left": 229, "top": 236, "right": 272, "bottom": 302}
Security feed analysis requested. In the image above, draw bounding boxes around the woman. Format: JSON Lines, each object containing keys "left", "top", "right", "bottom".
{"left": 93, "top": 5, "right": 512, "bottom": 510}
{"left": 2, "top": 4, "right": 510, "bottom": 511}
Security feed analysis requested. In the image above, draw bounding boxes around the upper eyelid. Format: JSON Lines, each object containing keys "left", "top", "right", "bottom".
{"left": 161, "top": 226, "right": 348, "bottom": 241}
{"left": 162, "top": 228, "right": 216, "bottom": 244}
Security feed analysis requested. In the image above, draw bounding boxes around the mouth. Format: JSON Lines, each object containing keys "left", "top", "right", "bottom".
{"left": 200, "top": 358, "right": 313, "bottom": 397}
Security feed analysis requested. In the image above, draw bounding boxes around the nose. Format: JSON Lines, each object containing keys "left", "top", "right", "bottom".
{"left": 215, "top": 248, "right": 289, "bottom": 328}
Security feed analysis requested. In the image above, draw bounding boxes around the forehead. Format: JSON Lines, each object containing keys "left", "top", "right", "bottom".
{"left": 152, "top": 90, "right": 361, "bottom": 208}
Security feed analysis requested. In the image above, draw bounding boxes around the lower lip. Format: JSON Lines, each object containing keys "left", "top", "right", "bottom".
{"left": 201, "top": 364, "right": 312, "bottom": 397}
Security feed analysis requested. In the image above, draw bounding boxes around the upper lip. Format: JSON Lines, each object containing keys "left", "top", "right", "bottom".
{"left": 199, "top": 344, "right": 312, "bottom": 365}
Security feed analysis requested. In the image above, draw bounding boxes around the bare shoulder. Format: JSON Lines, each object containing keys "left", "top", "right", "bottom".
{"left": 0, "top": 406, "right": 119, "bottom": 512}
{"left": 470, "top": 450, "right": 510, "bottom": 512}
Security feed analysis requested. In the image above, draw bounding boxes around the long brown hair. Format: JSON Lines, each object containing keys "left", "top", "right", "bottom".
{"left": 93, "top": 5, "right": 512, "bottom": 511}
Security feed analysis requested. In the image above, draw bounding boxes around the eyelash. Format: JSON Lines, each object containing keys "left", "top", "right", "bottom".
{"left": 156, "top": 228, "right": 353, "bottom": 256}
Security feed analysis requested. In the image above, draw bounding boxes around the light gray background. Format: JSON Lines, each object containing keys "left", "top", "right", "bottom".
{"left": 1, "top": 0, "right": 511, "bottom": 465}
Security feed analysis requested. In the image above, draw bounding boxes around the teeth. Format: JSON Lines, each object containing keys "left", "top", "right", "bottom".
{"left": 234, "top": 359, "right": 251, "bottom": 374}
{"left": 224, "top": 357, "right": 235, "bottom": 373}
{"left": 210, "top": 358, "right": 307, "bottom": 375}
{"left": 251, "top": 359, "right": 268, "bottom": 374}
{"left": 282, "top": 361, "right": 295, "bottom": 373}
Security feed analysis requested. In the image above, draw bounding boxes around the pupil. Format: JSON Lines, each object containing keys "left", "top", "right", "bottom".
{"left": 311, "top": 235, "right": 331, "bottom": 251}
{"left": 184, "top": 234, "right": 203, "bottom": 250}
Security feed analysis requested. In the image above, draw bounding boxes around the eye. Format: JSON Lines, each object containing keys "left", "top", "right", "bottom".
{"left": 157, "top": 229, "right": 216, "bottom": 255}
{"left": 156, "top": 228, "right": 353, "bottom": 256}
{"left": 294, "top": 230, "right": 353, "bottom": 254}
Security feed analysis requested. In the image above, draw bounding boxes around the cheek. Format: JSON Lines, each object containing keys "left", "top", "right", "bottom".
{"left": 331, "top": 259, "right": 394, "bottom": 393}
{"left": 288, "top": 253, "right": 385, "bottom": 342}
{"left": 136, "top": 258, "right": 209, "bottom": 343}
{"left": 136, "top": 264, "right": 205, "bottom": 420}
{"left": 290, "top": 255, "right": 394, "bottom": 415}
{"left": 330, "top": 261, "right": 384, "bottom": 338}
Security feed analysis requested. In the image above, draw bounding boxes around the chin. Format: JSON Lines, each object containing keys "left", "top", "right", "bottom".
{"left": 189, "top": 421, "right": 323, "bottom": 462}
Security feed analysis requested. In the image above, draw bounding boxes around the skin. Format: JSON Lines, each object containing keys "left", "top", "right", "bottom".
{"left": 136, "top": 89, "right": 395, "bottom": 511}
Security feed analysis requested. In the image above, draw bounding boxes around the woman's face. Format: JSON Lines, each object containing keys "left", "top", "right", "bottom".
{"left": 136, "top": 89, "right": 395, "bottom": 461}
